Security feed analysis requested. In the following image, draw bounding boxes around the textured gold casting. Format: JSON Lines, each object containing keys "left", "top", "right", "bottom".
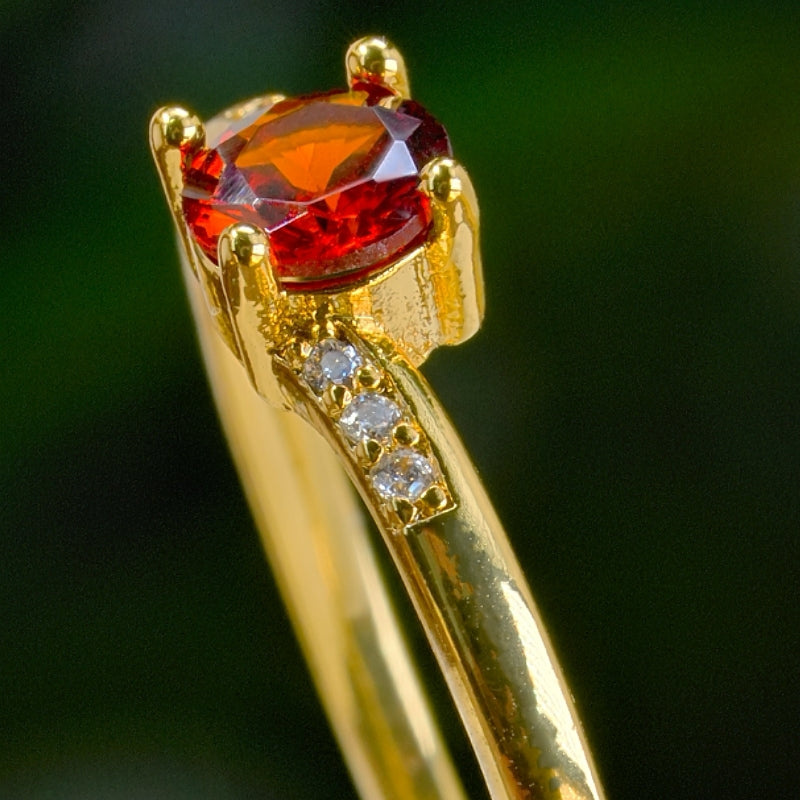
{"left": 150, "top": 35, "right": 606, "bottom": 800}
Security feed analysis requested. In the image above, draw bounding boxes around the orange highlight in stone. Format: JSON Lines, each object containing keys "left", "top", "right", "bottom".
{"left": 237, "top": 125, "right": 382, "bottom": 195}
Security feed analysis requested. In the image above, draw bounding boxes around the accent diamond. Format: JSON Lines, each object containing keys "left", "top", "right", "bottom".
{"left": 370, "top": 448, "right": 436, "bottom": 501}
{"left": 302, "top": 338, "right": 363, "bottom": 393}
{"left": 339, "top": 393, "right": 402, "bottom": 443}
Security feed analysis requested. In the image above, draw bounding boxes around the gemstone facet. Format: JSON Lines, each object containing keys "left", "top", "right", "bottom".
{"left": 339, "top": 393, "right": 402, "bottom": 443}
{"left": 370, "top": 448, "right": 437, "bottom": 501}
{"left": 302, "top": 338, "right": 363, "bottom": 393}
{"left": 182, "top": 89, "right": 451, "bottom": 290}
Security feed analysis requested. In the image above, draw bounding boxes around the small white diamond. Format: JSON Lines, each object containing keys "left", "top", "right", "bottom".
{"left": 339, "top": 393, "right": 402, "bottom": 443}
{"left": 370, "top": 448, "right": 437, "bottom": 501}
{"left": 302, "top": 338, "right": 362, "bottom": 393}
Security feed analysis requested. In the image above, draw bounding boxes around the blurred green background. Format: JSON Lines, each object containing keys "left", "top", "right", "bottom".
{"left": 2, "top": 1, "right": 799, "bottom": 798}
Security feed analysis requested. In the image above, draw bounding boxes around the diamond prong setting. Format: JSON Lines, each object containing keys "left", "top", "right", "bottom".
{"left": 302, "top": 338, "right": 363, "bottom": 394}
{"left": 279, "top": 323, "right": 453, "bottom": 530}
{"left": 371, "top": 448, "right": 437, "bottom": 503}
{"left": 340, "top": 393, "right": 402, "bottom": 444}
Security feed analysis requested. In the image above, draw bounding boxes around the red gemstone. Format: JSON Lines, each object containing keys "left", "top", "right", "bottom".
{"left": 181, "top": 89, "right": 451, "bottom": 290}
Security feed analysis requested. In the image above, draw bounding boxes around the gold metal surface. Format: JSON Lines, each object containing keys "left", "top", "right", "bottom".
{"left": 187, "top": 265, "right": 466, "bottom": 800}
{"left": 148, "top": 89, "right": 483, "bottom": 399}
{"left": 151, "top": 35, "right": 606, "bottom": 800}
{"left": 345, "top": 35, "right": 410, "bottom": 99}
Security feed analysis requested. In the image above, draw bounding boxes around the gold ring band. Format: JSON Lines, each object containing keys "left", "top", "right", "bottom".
{"left": 151, "top": 35, "right": 605, "bottom": 800}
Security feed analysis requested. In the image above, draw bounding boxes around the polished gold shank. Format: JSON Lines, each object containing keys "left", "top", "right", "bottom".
{"left": 151, "top": 35, "right": 605, "bottom": 800}
{"left": 187, "top": 262, "right": 467, "bottom": 800}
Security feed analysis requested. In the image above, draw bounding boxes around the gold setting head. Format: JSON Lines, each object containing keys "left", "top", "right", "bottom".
{"left": 346, "top": 35, "right": 410, "bottom": 98}
{"left": 150, "top": 37, "right": 483, "bottom": 409}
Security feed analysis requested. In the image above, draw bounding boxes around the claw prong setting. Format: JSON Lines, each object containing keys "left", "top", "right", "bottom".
{"left": 219, "top": 223, "right": 268, "bottom": 269}
{"left": 151, "top": 105, "right": 204, "bottom": 152}
{"left": 345, "top": 35, "right": 410, "bottom": 98}
{"left": 151, "top": 38, "right": 482, "bottom": 408}
{"left": 421, "top": 157, "right": 462, "bottom": 205}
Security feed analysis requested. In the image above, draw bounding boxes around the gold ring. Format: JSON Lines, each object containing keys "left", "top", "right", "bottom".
{"left": 150, "top": 35, "right": 605, "bottom": 800}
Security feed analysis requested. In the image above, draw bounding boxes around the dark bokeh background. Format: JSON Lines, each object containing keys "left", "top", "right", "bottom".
{"left": 3, "top": 1, "right": 799, "bottom": 798}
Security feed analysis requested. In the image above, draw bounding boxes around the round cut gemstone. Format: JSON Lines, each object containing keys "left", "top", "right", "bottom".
{"left": 302, "top": 338, "right": 362, "bottom": 393}
{"left": 339, "top": 393, "right": 402, "bottom": 443}
{"left": 182, "top": 88, "right": 451, "bottom": 290}
{"left": 370, "top": 448, "right": 436, "bottom": 501}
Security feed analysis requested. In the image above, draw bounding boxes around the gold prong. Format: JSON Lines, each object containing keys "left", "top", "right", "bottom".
{"left": 392, "top": 422, "right": 420, "bottom": 447}
{"left": 392, "top": 498, "right": 418, "bottom": 525}
{"left": 150, "top": 105, "right": 205, "bottom": 152}
{"left": 324, "top": 384, "right": 352, "bottom": 412}
{"left": 218, "top": 223, "right": 268, "bottom": 269}
{"left": 149, "top": 106, "right": 205, "bottom": 227}
{"left": 218, "top": 222, "right": 279, "bottom": 304}
{"left": 421, "top": 484, "right": 449, "bottom": 512}
{"left": 356, "top": 438, "right": 383, "bottom": 465}
{"left": 213, "top": 224, "right": 274, "bottom": 381}
{"left": 420, "top": 157, "right": 462, "bottom": 204}
{"left": 345, "top": 35, "right": 410, "bottom": 98}
{"left": 356, "top": 365, "right": 382, "bottom": 390}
